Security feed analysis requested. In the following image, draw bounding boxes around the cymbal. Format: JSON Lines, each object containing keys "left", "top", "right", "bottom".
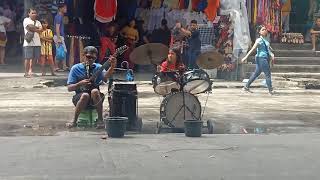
{"left": 196, "top": 51, "right": 225, "bottom": 69}
{"left": 130, "top": 43, "right": 169, "bottom": 65}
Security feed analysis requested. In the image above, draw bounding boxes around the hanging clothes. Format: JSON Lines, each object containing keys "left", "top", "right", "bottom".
{"left": 204, "top": 0, "right": 220, "bottom": 21}
{"left": 163, "top": 0, "right": 180, "bottom": 9}
{"left": 151, "top": 0, "right": 162, "bottom": 8}
{"left": 197, "top": 0, "right": 208, "bottom": 11}
{"left": 117, "top": 0, "right": 138, "bottom": 21}
{"left": 192, "top": 0, "right": 202, "bottom": 11}
{"left": 220, "top": 0, "right": 251, "bottom": 59}
{"left": 94, "top": 0, "right": 117, "bottom": 23}
{"left": 179, "top": 0, "right": 188, "bottom": 9}
{"left": 69, "top": 37, "right": 75, "bottom": 66}
{"left": 79, "top": 39, "right": 84, "bottom": 63}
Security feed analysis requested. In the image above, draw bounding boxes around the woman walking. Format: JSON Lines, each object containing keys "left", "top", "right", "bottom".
{"left": 241, "top": 25, "right": 275, "bottom": 95}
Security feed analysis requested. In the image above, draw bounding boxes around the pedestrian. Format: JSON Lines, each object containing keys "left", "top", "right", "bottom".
{"left": 120, "top": 19, "right": 139, "bottom": 69}
{"left": 0, "top": 8, "right": 11, "bottom": 65}
{"left": 310, "top": 17, "right": 320, "bottom": 51}
{"left": 241, "top": 25, "right": 275, "bottom": 95}
{"left": 99, "top": 23, "right": 118, "bottom": 65}
{"left": 66, "top": 46, "right": 117, "bottom": 128}
{"left": 39, "top": 19, "right": 56, "bottom": 76}
{"left": 53, "top": 2, "right": 67, "bottom": 71}
{"left": 23, "top": 8, "right": 42, "bottom": 78}
{"left": 2, "top": 3, "right": 16, "bottom": 56}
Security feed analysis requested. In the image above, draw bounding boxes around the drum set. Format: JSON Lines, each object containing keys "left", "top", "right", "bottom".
{"left": 130, "top": 43, "right": 224, "bottom": 133}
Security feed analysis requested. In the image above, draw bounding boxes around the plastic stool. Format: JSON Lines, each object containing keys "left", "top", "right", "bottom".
{"left": 77, "top": 109, "right": 98, "bottom": 128}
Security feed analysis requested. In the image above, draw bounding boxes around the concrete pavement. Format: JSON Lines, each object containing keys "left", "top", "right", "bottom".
{"left": 0, "top": 132, "right": 320, "bottom": 179}
{"left": 1, "top": 64, "right": 320, "bottom": 179}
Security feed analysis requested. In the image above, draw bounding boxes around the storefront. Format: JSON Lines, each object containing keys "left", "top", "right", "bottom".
{"left": 19, "top": 0, "right": 256, "bottom": 79}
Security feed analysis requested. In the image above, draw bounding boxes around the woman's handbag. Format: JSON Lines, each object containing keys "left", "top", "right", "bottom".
{"left": 24, "top": 21, "right": 36, "bottom": 43}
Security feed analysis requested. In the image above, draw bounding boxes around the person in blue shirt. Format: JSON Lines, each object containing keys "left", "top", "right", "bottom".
{"left": 53, "top": 2, "right": 68, "bottom": 71}
{"left": 241, "top": 25, "right": 275, "bottom": 95}
{"left": 66, "top": 46, "right": 117, "bottom": 128}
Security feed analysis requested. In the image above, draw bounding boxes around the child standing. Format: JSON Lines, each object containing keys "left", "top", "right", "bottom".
{"left": 39, "top": 19, "right": 55, "bottom": 76}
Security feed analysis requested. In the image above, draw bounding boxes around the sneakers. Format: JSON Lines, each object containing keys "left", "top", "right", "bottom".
{"left": 242, "top": 86, "right": 253, "bottom": 93}
{"left": 269, "top": 90, "right": 277, "bottom": 96}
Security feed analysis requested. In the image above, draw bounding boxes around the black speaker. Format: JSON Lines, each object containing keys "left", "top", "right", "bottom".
{"left": 110, "top": 83, "right": 137, "bottom": 130}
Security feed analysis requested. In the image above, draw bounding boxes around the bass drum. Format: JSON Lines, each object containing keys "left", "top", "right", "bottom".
{"left": 160, "top": 92, "right": 201, "bottom": 128}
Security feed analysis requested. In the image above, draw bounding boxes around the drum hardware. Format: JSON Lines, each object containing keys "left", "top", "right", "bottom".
{"left": 107, "top": 59, "right": 142, "bottom": 131}
{"left": 155, "top": 70, "right": 214, "bottom": 134}
{"left": 196, "top": 50, "right": 224, "bottom": 69}
{"left": 129, "top": 43, "right": 169, "bottom": 65}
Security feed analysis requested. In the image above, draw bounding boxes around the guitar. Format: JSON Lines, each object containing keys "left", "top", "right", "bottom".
{"left": 80, "top": 45, "right": 128, "bottom": 92}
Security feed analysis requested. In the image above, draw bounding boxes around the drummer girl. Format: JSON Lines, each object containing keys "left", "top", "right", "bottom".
{"left": 158, "top": 47, "right": 185, "bottom": 72}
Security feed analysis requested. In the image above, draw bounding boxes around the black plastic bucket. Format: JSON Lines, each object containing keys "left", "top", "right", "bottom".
{"left": 184, "top": 120, "right": 202, "bottom": 137}
{"left": 105, "top": 117, "right": 128, "bottom": 138}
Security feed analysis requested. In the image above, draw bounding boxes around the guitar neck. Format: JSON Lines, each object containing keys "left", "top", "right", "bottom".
{"left": 88, "top": 45, "right": 127, "bottom": 82}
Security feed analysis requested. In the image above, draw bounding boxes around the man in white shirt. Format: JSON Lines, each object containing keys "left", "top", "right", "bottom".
{"left": 23, "top": 8, "right": 42, "bottom": 78}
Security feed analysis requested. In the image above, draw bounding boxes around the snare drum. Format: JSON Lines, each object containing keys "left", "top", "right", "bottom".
{"left": 152, "top": 72, "right": 180, "bottom": 96}
{"left": 182, "top": 69, "right": 211, "bottom": 94}
{"left": 160, "top": 92, "right": 201, "bottom": 128}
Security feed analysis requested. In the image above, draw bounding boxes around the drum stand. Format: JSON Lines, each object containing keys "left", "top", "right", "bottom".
{"left": 156, "top": 79, "right": 214, "bottom": 134}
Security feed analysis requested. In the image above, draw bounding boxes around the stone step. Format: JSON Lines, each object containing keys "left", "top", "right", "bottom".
{"left": 273, "top": 72, "right": 320, "bottom": 79}
{"left": 274, "top": 50, "right": 317, "bottom": 57}
{"left": 274, "top": 57, "right": 320, "bottom": 65}
{"left": 244, "top": 72, "right": 320, "bottom": 80}
{"left": 271, "top": 43, "right": 313, "bottom": 50}
{"left": 248, "top": 56, "right": 320, "bottom": 65}
{"left": 243, "top": 64, "right": 320, "bottom": 73}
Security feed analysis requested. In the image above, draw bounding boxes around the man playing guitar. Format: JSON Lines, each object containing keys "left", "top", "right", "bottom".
{"left": 66, "top": 46, "right": 117, "bottom": 128}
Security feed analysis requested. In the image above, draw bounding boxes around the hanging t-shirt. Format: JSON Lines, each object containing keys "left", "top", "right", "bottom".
{"left": 179, "top": 0, "right": 186, "bottom": 9}
{"left": 163, "top": 0, "right": 180, "bottom": 9}
{"left": 151, "top": 0, "right": 162, "bottom": 8}
{"left": 281, "top": 0, "right": 291, "bottom": 17}
{"left": 204, "top": 0, "right": 220, "bottom": 21}
{"left": 192, "top": 0, "right": 201, "bottom": 10}
{"left": 94, "top": 0, "right": 117, "bottom": 23}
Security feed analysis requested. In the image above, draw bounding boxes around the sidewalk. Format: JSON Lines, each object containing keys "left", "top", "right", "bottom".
{"left": 0, "top": 132, "right": 319, "bottom": 180}
{"left": 0, "top": 64, "right": 269, "bottom": 89}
